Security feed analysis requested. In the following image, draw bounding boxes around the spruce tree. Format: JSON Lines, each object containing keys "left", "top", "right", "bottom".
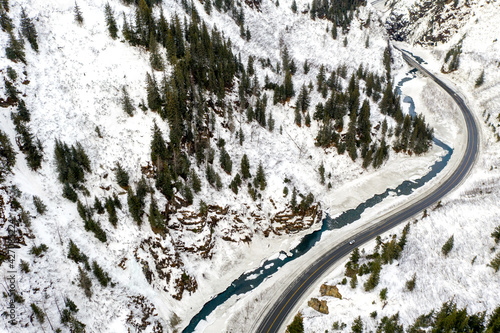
{"left": 287, "top": 314, "right": 304, "bottom": 333}
{"left": 284, "top": 71, "right": 294, "bottom": 100}
{"left": 92, "top": 261, "right": 111, "bottom": 287}
{"left": 351, "top": 317, "right": 364, "bottom": 333}
{"left": 114, "top": 162, "right": 129, "bottom": 188}
{"left": 148, "top": 195, "right": 164, "bottom": 230}
{"left": 492, "top": 225, "right": 500, "bottom": 244}
{"left": 240, "top": 154, "right": 251, "bottom": 179}
{"left": 149, "top": 32, "right": 164, "bottom": 71}
{"left": 332, "top": 24, "right": 337, "bottom": 39}
{"left": 127, "top": 188, "right": 143, "bottom": 225}
{"left": 358, "top": 99, "right": 371, "bottom": 145}
{"left": 20, "top": 7, "right": 38, "bottom": 51}
{"left": 303, "top": 59, "right": 310, "bottom": 74}
{"left": 78, "top": 266, "right": 92, "bottom": 298}
{"left": 122, "top": 86, "right": 134, "bottom": 116}
{"left": 291, "top": 0, "right": 297, "bottom": 13}
{"left": 441, "top": 235, "right": 454, "bottom": 256}
{"left": 475, "top": 70, "right": 484, "bottom": 88}
{"left": 254, "top": 162, "right": 266, "bottom": 190}
{"left": 294, "top": 107, "right": 301, "bottom": 126}
{"left": 150, "top": 122, "right": 168, "bottom": 167}
{"left": 0, "top": 129, "right": 16, "bottom": 182}
{"left": 146, "top": 73, "right": 161, "bottom": 110}
{"left": 74, "top": 2, "right": 84, "bottom": 24}
{"left": 190, "top": 169, "right": 202, "bottom": 193}
{"left": 104, "top": 3, "right": 118, "bottom": 39}
{"left": 204, "top": 0, "right": 212, "bottom": 15}
{"left": 318, "top": 162, "right": 325, "bottom": 185}
{"left": 62, "top": 182, "right": 78, "bottom": 202}
{"left": 5, "top": 31, "right": 26, "bottom": 63}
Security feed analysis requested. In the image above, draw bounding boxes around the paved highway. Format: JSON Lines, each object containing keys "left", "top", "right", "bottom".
{"left": 256, "top": 49, "right": 479, "bottom": 333}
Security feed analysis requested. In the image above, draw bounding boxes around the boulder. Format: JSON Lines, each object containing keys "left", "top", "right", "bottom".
{"left": 320, "top": 284, "right": 342, "bottom": 299}
{"left": 308, "top": 298, "right": 329, "bottom": 314}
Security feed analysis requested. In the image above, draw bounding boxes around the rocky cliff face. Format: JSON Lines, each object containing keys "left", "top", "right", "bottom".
{"left": 386, "top": 0, "right": 474, "bottom": 45}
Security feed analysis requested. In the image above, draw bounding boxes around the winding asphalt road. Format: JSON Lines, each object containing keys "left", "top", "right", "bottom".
{"left": 256, "top": 49, "right": 479, "bottom": 333}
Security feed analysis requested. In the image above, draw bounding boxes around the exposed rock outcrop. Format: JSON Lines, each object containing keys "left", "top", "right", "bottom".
{"left": 308, "top": 297, "right": 329, "bottom": 314}
{"left": 320, "top": 284, "right": 342, "bottom": 299}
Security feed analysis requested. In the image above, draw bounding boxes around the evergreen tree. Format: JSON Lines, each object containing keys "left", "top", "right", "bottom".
{"left": 92, "top": 261, "right": 111, "bottom": 287}
{"left": 33, "top": 195, "right": 47, "bottom": 215}
{"left": 284, "top": 71, "right": 294, "bottom": 100}
{"left": 104, "top": 3, "right": 118, "bottom": 39}
{"left": 475, "top": 70, "right": 484, "bottom": 88}
{"left": 406, "top": 273, "right": 416, "bottom": 291}
{"left": 253, "top": 162, "right": 266, "bottom": 190}
{"left": 30, "top": 303, "right": 45, "bottom": 324}
{"left": 204, "top": 0, "right": 212, "bottom": 14}
{"left": 441, "top": 235, "right": 454, "bottom": 256}
{"left": 62, "top": 182, "right": 78, "bottom": 202}
{"left": 240, "top": 154, "right": 251, "bottom": 179}
{"left": 94, "top": 196, "right": 104, "bottom": 214}
{"left": 364, "top": 260, "right": 381, "bottom": 291}
{"left": 305, "top": 112, "right": 311, "bottom": 127}
{"left": 351, "top": 316, "right": 363, "bottom": 333}
{"left": 148, "top": 194, "right": 164, "bottom": 230}
{"left": 318, "top": 162, "right": 325, "bottom": 185}
{"left": 357, "top": 99, "right": 371, "bottom": 145}
{"left": 219, "top": 145, "right": 233, "bottom": 174}
{"left": 296, "top": 84, "right": 310, "bottom": 112}
{"left": 150, "top": 123, "right": 168, "bottom": 167}
{"left": 5, "top": 31, "right": 26, "bottom": 63}
{"left": 20, "top": 7, "right": 38, "bottom": 51}
{"left": 303, "top": 59, "right": 310, "bottom": 74}
{"left": 78, "top": 266, "right": 92, "bottom": 298}
{"left": 492, "top": 225, "right": 500, "bottom": 244}
{"left": 346, "top": 121, "right": 357, "bottom": 161}
{"left": 74, "top": 2, "right": 84, "bottom": 24}
{"left": 331, "top": 24, "right": 337, "bottom": 39}
{"left": 127, "top": 188, "right": 143, "bottom": 225}
{"left": 383, "top": 41, "right": 392, "bottom": 77}
{"left": 67, "top": 239, "right": 88, "bottom": 265}
{"left": 287, "top": 313, "right": 304, "bottom": 333}
{"left": 316, "top": 65, "right": 325, "bottom": 91}
{"left": 0, "top": 129, "right": 16, "bottom": 182}
{"left": 0, "top": 7, "right": 13, "bottom": 32}
{"left": 291, "top": 0, "right": 297, "bottom": 13}
{"left": 122, "top": 86, "right": 134, "bottom": 116}
{"left": 105, "top": 197, "right": 118, "bottom": 226}
{"left": 190, "top": 169, "right": 202, "bottom": 193}
{"left": 149, "top": 32, "right": 164, "bottom": 71}
{"left": 294, "top": 107, "right": 301, "bottom": 127}
{"left": 114, "top": 162, "right": 129, "bottom": 188}
{"left": 146, "top": 73, "right": 161, "bottom": 110}
{"left": 491, "top": 253, "right": 500, "bottom": 272}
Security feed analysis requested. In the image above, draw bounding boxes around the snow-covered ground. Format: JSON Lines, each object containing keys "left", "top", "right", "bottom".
{"left": 0, "top": 0, "right": 481, "bottom": 332}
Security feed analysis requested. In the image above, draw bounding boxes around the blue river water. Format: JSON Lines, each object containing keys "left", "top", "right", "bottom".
{"left": 182, "top": 71, "right": 452, "bottom": 333}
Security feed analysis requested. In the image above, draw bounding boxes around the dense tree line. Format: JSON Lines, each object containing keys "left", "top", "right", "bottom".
{"left": 309, "top": 0, "right": 366, "bottom": 32}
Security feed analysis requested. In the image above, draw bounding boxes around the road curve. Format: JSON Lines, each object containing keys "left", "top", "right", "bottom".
{"left": 256, "top": 49, "right": 479, "bottom": 333}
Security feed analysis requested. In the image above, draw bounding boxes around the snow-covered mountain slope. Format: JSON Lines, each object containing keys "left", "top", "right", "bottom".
{"left": 0, "top": 0, "right": 455, "bottom": 332}
{"left": 296, "top": 0, "right": 500, "bottom": 331}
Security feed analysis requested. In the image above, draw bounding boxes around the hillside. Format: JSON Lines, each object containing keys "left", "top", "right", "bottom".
{"left": 294, "top": 0, "right": 500, "bottom": 331}
{"left": 0, "top": 0, "right": 449, "bottom": 332}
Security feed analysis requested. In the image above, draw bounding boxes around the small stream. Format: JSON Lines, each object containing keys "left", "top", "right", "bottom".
{"left": 183, "top": 69, "right": 452, "bottom": 333}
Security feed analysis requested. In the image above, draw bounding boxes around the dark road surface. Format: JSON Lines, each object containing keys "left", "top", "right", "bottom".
{"left": 257, "top": 49, "right": 479, "bottom": 333}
